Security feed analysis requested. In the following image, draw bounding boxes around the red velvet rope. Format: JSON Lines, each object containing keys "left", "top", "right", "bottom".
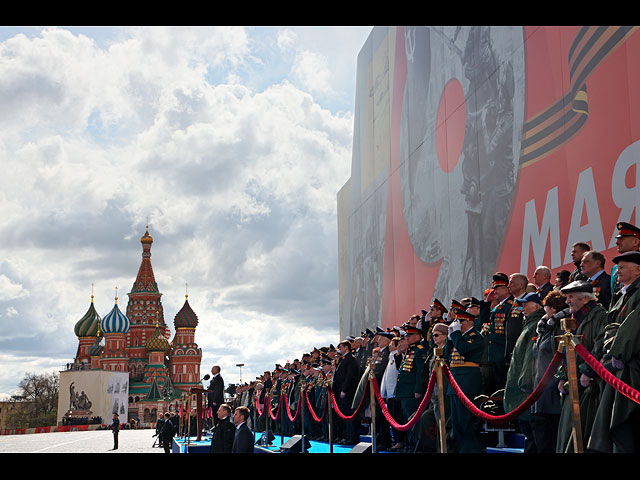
{"left": 303, "top": 390, "right": 328, "bottom": 422}
{"left": 254, "top": 396, "right": 265, "bottom": 417}
{"left": 371, "top": 368, "right": 436, "bottom": 431}
{"left": 328, "top": 384, "right": 368, "bottom": 420}
{"left": 443, "top": 350, "right": 564, "bottom": 425}
{"left": 267, "top": 394, "right": 283, "bottom": 421}
{"left": 284, "top": 389, "right": 302, "bottom": 422}
{"left": 574, "top": 343, "right": 640, "bottom": 405}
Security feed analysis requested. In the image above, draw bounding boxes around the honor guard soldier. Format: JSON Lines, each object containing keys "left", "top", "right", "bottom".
{"left": 486, "top": 272, "right": 515, "bottom": 391}
{"left": 445, "top": 307, "right": 485, "bottom": 452}
{"left": 610, "top": 222, "right": 640, "bottom": 308}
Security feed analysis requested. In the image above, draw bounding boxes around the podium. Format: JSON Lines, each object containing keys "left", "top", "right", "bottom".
{"left": 189, "top": 387, "right": 211, "bottom": 442}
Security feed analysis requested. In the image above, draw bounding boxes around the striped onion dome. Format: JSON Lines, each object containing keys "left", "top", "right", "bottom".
{"left": 174, "top": 297, "right": 198, "bottom": 328}
{"left": 89, "top": 337, "right": 104, "bottom": 356}
{"left": 101, "top": 302, "right": 130, "bottom": 334}
{"left": 146, "top": 324, "right": 170, "bottom": 352}
{"left": 74, "top": 300, "right": 101, "bottom": 337}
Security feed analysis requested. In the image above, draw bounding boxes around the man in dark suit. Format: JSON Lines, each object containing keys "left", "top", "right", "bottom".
{"left": 372, "top": 329, "right": 393, "bottom": 450}
{"left": 207, "top": 365, "right": 225, "bottom": 426}
{"left": 581, "top": 250, "right": 612, "bottom": 309}
{"left": 160, "top": 412, "right": 175, "bottom": 454}
{"left": 533, "top": 265, "right": 554, "bottom": 301}
{"left": 332, "top": 339, "right": 360, "bottom": 445}
{"left": 232, "top": 406, "right": 253, "bottom": 453}
{"left": 209, "top": 404, "right": 235, "bottom": 453}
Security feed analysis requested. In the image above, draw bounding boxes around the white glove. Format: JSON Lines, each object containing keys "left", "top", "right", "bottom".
{"left": 448, "top": 320, "right": 461, "bottom": 339}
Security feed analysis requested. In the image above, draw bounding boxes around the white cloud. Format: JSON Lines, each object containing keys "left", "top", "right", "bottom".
{"left": 0, "top": 25, "right": 366, "bottom": 392}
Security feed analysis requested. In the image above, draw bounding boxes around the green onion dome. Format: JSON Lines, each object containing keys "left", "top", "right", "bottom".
{"left": 74, "top": 299, "right": 102, "bottom": 338}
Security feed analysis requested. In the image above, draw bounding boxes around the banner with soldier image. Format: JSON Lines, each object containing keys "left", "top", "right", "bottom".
{"left": 338, "top": 26, "right": 640, "bottom": 335}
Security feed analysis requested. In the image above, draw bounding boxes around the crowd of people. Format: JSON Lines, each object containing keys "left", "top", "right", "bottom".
{"left": 186, "top": 221, "right": 640, "bottom": 454}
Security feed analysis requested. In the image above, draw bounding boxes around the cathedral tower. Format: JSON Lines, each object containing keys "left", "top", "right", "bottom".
{"left": 125, "top": 226, "right": 169, "bottom": 381}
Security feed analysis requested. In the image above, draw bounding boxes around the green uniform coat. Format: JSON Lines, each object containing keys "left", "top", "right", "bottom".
{"left": 503, "top": 307, "right": 544, "bottom": 422}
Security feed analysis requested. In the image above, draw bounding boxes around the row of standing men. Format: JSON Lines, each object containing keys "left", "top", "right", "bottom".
{"left": 216, "top": 221, "right": 640, "bottom": 453}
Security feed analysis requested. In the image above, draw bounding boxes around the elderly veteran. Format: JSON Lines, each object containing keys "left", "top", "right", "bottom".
{"left": 555, "top": 280, "right": 608, "bottom": 453}
{"left": 503, "top": 292, "right": 546, "bottom": 453}
{"left": 589, "top": 250, "right": 640, "bottom": 453}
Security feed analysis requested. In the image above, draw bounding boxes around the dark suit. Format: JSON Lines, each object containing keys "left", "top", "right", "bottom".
{"left": 333, "top": 351, "right": 360, "bottom": 444}
{"left": 232, "top": 422, "right": 254, "bottom": 453}
{"left": 160, "top": 417, "right": 175, "bottom": 454}
{"left": 536, "top": 282, "right": 554, "bottom": 302}
{"left": 207, "top": 374, "right": 225, "bottom": 423}
{"left": 210, "top": 416, "right": 235, "bottom": 453}
{"left": 590, "top": 270, "right": 612, "bottom": 310}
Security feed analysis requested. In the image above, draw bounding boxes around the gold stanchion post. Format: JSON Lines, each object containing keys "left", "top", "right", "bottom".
{"left": 560, "top": 317, "right": 584, "bottom": 453}
{"left": 435, "top": 347, "right": 447, "bottom": 454}
{"left": 368, "top": 361, "right": 377, "bottom": 453}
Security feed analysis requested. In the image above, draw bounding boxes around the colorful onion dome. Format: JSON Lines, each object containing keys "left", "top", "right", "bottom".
{"left": 174, "top": 297, "right": 198, "bottom": 328}
{"left": 101, "top": 300, "right": 130, "bottom": 334}
{"left": 74, "top": 299, "right": 101, "bottom": 337}
{"left": 89, "top": 337, "right": 104, "bottom": 356}
{"left": 146, "top": 324, "right": 170, "bottom": 352}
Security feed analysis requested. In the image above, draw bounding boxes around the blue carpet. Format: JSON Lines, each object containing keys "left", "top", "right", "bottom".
{"left": 172, "top": 433, "right": 362, "bottom": 453}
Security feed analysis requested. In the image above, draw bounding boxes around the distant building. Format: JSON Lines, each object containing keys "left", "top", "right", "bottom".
{"left": 62, "top": 227, "right": 203, "bottom": 425}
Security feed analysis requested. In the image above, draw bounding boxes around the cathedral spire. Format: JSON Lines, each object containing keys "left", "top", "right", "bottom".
{"left": 131, "top": 225, "right": 158, "bottom": 293}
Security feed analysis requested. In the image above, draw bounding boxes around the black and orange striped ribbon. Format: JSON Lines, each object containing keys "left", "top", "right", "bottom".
{"left": 520, "top": 26, "right": 638, "bottom": 167}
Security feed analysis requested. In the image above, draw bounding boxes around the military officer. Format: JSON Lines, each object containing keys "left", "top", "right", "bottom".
{"left": 609, "top": 221, "right": 640, "bottom": 308}
{"left": 425, "top": 298, "right": 448, "bottom": 348}
{"left": 486, "top": 272, "right": 516, "bottom": 391}
{"left": 394, "top": 324, "right": 428, "bottom": 450}
{"left": 445, "top": 307, "right": 485, "bottom": 452}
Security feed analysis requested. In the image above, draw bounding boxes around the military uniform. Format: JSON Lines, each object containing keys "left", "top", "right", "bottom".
{"left": 445, "top": 309, "right": 484, "bottom": 453}
{"left": 395, "top": 325, "right": 428, "bottom": 449}
{"left": 487, "top": 293, "right": 515, "bottom": 390}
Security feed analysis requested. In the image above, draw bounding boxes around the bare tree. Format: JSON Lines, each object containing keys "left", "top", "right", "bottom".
{"left": 8, "top": 372, "right": 59, "bottom": 428}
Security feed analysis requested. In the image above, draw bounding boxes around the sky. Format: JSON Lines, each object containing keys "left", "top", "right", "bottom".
{"left": 0, "top": 25, "right": 372, "bottom": 398}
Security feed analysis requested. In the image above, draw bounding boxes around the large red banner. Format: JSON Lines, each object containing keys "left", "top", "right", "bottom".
{"left": 339, "top": 26, "right": 640, "bottom": 334}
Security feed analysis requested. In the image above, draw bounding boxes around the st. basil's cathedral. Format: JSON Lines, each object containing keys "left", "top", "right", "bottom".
{"left": 70, "top": 226, "right": 202, "bottom": 423}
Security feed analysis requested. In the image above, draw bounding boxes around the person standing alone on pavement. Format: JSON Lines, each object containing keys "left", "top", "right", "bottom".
{"left": 110, "top": 413, "right": 120, "bottom": 450}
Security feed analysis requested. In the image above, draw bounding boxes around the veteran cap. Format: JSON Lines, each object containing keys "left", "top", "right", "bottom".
{"left": 516, "top": 292, "right": 542, "bottom": 305}
{"left": 560, "top": 280, "right": 594, "bottom": 294}
{"left": 613, "top": 250, "right": 640, "bottom": 265}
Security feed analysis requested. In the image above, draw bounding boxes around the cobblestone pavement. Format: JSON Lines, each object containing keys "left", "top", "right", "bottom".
{"left": 0, "top": 428, "right": 167, "bottom": 453}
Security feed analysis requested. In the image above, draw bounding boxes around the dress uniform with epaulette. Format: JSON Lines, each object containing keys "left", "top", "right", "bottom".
{"left": 395, "top": 325, "right": 428, "bottom": 449}
{"left": 486, "top": 273, "right": 515, "bottom": 390}
{"left": 445, "top": 308, "right": 485, "bottom": 453}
